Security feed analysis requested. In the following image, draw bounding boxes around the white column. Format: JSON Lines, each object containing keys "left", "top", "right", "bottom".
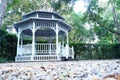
{"left": 66, "top": 31, "right": 69, "bottom": 45}
{"left": 20, "top": 36, "right": 23, "bottom": 55}
{"left": 17, "top": 28, "right": 20, "bottom": 56}
{"left": 66, "top": 31, "right": 69, "bottom": 59}
{"left": 32, "top": 21, "right": 35, "bottom": 56}
{"left": 62, "top": 34, "right": 65, "bottom": 46}
{"left": 49, "top": 38, "right": 52, "bottom": 55}
{"left": 36, "top": 13, "right": 38, "bottom": 18}
{"left": 56, "top": 24, "right": 59, "bottom": 56}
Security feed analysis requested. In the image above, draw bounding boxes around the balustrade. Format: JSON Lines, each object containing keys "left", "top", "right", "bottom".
{"left": 35, "top": 43, "right": 56, "bottom": 55}
{"left": 20, "top": 43, "right": 74, "bottom": 59}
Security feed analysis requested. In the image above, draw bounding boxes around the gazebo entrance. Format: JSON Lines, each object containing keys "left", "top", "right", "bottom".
{"left": 14, "top": 11, "right": 74, "bottom": 62}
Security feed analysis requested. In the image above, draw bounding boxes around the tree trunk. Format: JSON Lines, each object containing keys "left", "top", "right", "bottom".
{"left": 0, "top": 0, "right": 7, "bottom": 27}
{"left": 111, "top": 0, "right": 120, "bottom": 31}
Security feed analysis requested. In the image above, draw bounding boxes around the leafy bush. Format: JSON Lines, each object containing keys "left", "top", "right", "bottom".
{"left": 0, "top": 29, "right": 17, "bottom": 62}
{"left": 0, "top": 57, "right": 8, "bottom": 63}
{"left": 70, "top": 43, "right": 120, "bottom": 60}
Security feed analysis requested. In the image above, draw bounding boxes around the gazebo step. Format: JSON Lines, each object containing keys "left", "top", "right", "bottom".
{"left": 15, "top": 55, "right": 60, "bottom": 62}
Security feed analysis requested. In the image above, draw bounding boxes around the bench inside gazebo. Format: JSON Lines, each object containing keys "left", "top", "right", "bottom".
{"left": 14, "top": 10, "right": 74, "bottom": 62}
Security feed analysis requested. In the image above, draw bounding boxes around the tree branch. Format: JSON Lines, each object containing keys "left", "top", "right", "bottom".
{"left": 91, "top": 13, "right": 120, "bottom": 36}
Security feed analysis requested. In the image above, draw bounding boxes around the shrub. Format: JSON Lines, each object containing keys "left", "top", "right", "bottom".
{"left": 70, "top": 43, "right": 120, "bottom": 60}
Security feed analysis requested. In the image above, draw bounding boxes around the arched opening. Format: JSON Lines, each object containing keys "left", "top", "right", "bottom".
{"left": 21, "top": 29, "right": 32, "bottom": 44}
{"left": 35, "top": 28, "right": 56, "bottom": 43}
{"left": 19, "top": 29, "right": 32, "bottom": 55}
{"left": 58, "top": 30, "right": 66, "bottom": 46}
{"left": 35, "top": 28, "right": 56, "bottom": 55}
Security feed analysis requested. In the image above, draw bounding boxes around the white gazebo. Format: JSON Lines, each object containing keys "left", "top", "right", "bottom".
{"left": 14, "top": 10, "right": 74, "bottom": 62}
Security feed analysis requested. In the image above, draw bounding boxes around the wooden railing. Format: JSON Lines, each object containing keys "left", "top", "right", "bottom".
{"left": 69, "top": 46, "right": 74, "bottom": 59}
{"left": 20, "top": 43, "right": 74, "bottom": 59}
{"left": 35, "top": 43, "right": 56, "bottom": 55}
{"left": 22, "top": 44, "right": 32, "bottom": 55}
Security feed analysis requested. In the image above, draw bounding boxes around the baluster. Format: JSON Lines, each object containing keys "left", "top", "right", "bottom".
{"left": 44, "top": 44, "right": 45, "bottom": 53}
{"left": 42, "top": 44, "right": 44, "bottom": 53}
{"left": 43, "top": 44, "right": 45, "bottom": 53}
{"left": 46, "top": 44, "right": 47, "bottom": 53}
{"left": 39, "top": 44, "right": 40, "bottom": 53}
{"left": 38, "top": 44, "right": 39, "bottom": 54}
{"left": 41, "top": 44, "right": 42, "bottom": 53}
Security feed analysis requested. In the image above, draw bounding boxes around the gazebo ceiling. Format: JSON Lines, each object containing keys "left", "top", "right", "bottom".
{"left": 22, "top": 28, "right": 65, "bottom": 37}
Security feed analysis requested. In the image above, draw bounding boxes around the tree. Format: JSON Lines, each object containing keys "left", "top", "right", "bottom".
{"left": 0, "top": 0, "right": 7, "bottom": 27}
{"left": 69, "top": 12, "right": 95, "bottom": 43}
{"left": 3, "top": 0, "right": 75, "bottom": 29}
{"left": 85, "top": 0, "right": 120, "bottom": 43}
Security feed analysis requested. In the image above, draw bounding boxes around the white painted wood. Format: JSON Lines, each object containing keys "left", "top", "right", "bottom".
{"left": 15, "top": 43, "right": 74, "bottom": 62}
{"left": 56, "top": 23, "right": 59, "bottom": 56}
{"left": 62, "top": 34, "right": 65, "bottom": 46}
{"left": 32, "top": 21, "right": 35, "bottom": 56}
{"left": 22, "top": 44, "right": 32, "bottom": 55}
{"left": 66, "top": 31, "right": 69, "bottom": 45}
{"left": 72, "top": 46, "right": 74, "bottom": 59}
{"left": 15, "top": 11, "right": 74, "bottom": 62}
{"left": 15, "top": 55, "right": 59, "bottom": 62}
{"left": 20, "top": 36, "right": 23, "bottom": 55}
{"left": 65, "top": 44, "right": 69, "bottom": 59}
{"left": 37, "top": 13, "right": 38, "bottom": 18}
{"left": 17, "top": 28, "right": 20, "bottom": 56}
{"left": 35, "top": 43, "right": 56, "bottom": 54}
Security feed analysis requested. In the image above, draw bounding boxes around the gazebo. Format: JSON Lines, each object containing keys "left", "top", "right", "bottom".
{"left": 14, "top": 10, "right": 74, "bottom": 62}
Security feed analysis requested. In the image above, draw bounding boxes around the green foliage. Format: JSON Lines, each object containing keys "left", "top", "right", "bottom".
{"left": 0, "top": 57, "right": 8, "bottom": 63}
{"left": 69, "top": 12, "right": 92, "bottom": 43}
{"left": 86, "top": 0, "right": 120, "bottom": 43}
{"left": 70, "top": 43, "right": 120, "bottom": 60}
{"left": 0, "top": 29, "right": 17, "bottom": 62}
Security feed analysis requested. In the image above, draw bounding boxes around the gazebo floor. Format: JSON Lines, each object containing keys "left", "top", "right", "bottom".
{"left": 15, "top": 55, "right": 60, "bottom": 62}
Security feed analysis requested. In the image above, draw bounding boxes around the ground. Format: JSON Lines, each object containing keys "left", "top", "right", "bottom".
{"left": 0, "top": 60, "right": 120, "bottom": 80}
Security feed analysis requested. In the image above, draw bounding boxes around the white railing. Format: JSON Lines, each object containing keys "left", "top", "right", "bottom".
{"left": 35, "top": 43, "right": 56, "bottom": 55}
{"left": 59, "top": 45, "right": 66, "bottom": 56}
{"left": 69, "top": 46, "right": 74, "bottom": 59}
{"left": 22, "top": 44, "right": 32, "bottom": 55}
{"left": 59, "top": 44, "right": 74, "bottom": 59}
{"left": 19, "top": 43, "right": 74, "bottom": 59}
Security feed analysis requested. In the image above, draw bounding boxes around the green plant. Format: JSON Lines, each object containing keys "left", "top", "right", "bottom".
{"left": 0, "top": 57, "right": 8, "bottom": 63}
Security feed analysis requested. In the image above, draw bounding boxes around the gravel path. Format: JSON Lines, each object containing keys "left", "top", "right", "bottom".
{"left": 0, "top": 60, "right": 120, "bottom": 80}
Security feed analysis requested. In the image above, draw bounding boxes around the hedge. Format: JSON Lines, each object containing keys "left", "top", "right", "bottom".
{"left": 70, "top": 43, "right": 120, "bottom": 60}
{"left": 0, "top": 29, "right": 17, "bottom": 62}
{"left": 0, "top": 29, "right": 120, "bottom": 61}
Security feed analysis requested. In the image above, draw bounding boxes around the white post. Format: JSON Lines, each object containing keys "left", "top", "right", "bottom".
{"left": 32, "top": 21, "right": 35, "bottom": 57}
{"left": 66, "top": 31, "right": 69, "bottom": 45}
{"left": 49, "top": 38, "right": 52, "bottom": 55}
{"left": 56, "top": 23, "right": 59, "bottom": 57}
{"left": 37, "top": 13, "right": 38, "bottom": 18}
{"left": 62, "top": 34, "right": 65, "bottom": 46}
{"left": 66, "top": 31, "right": 69, "bottom": 59}
{"left": 72, "top": 46, "right": 74, "bottom": 59}
{"left": 20, "top": 35, "right": 23, "bottom": 55}
{"left": 17, "top": 28, "right": 20, "bottom": 56}
{"left": 52, "top": 14, "right": 54, "bottom": 19}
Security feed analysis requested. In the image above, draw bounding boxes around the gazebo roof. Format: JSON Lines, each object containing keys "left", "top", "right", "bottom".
{"left": 14, "top": 11, "right": 72, "bottom": 37}
{"left": 22, "top": 10, "right": 65, "bottom": 20}
{"left": 14, "top": 17, "right": 71, "bottom": 37}
{"left": 14, "top": 17, "right": 71, "bottom": 31}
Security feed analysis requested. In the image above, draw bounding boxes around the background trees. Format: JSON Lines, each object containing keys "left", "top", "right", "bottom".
{"left": 86, "top": 0, "right": 120, "bottom": 43}
{"left": 0, "top": 0, "right": 120, "bottom": 61}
